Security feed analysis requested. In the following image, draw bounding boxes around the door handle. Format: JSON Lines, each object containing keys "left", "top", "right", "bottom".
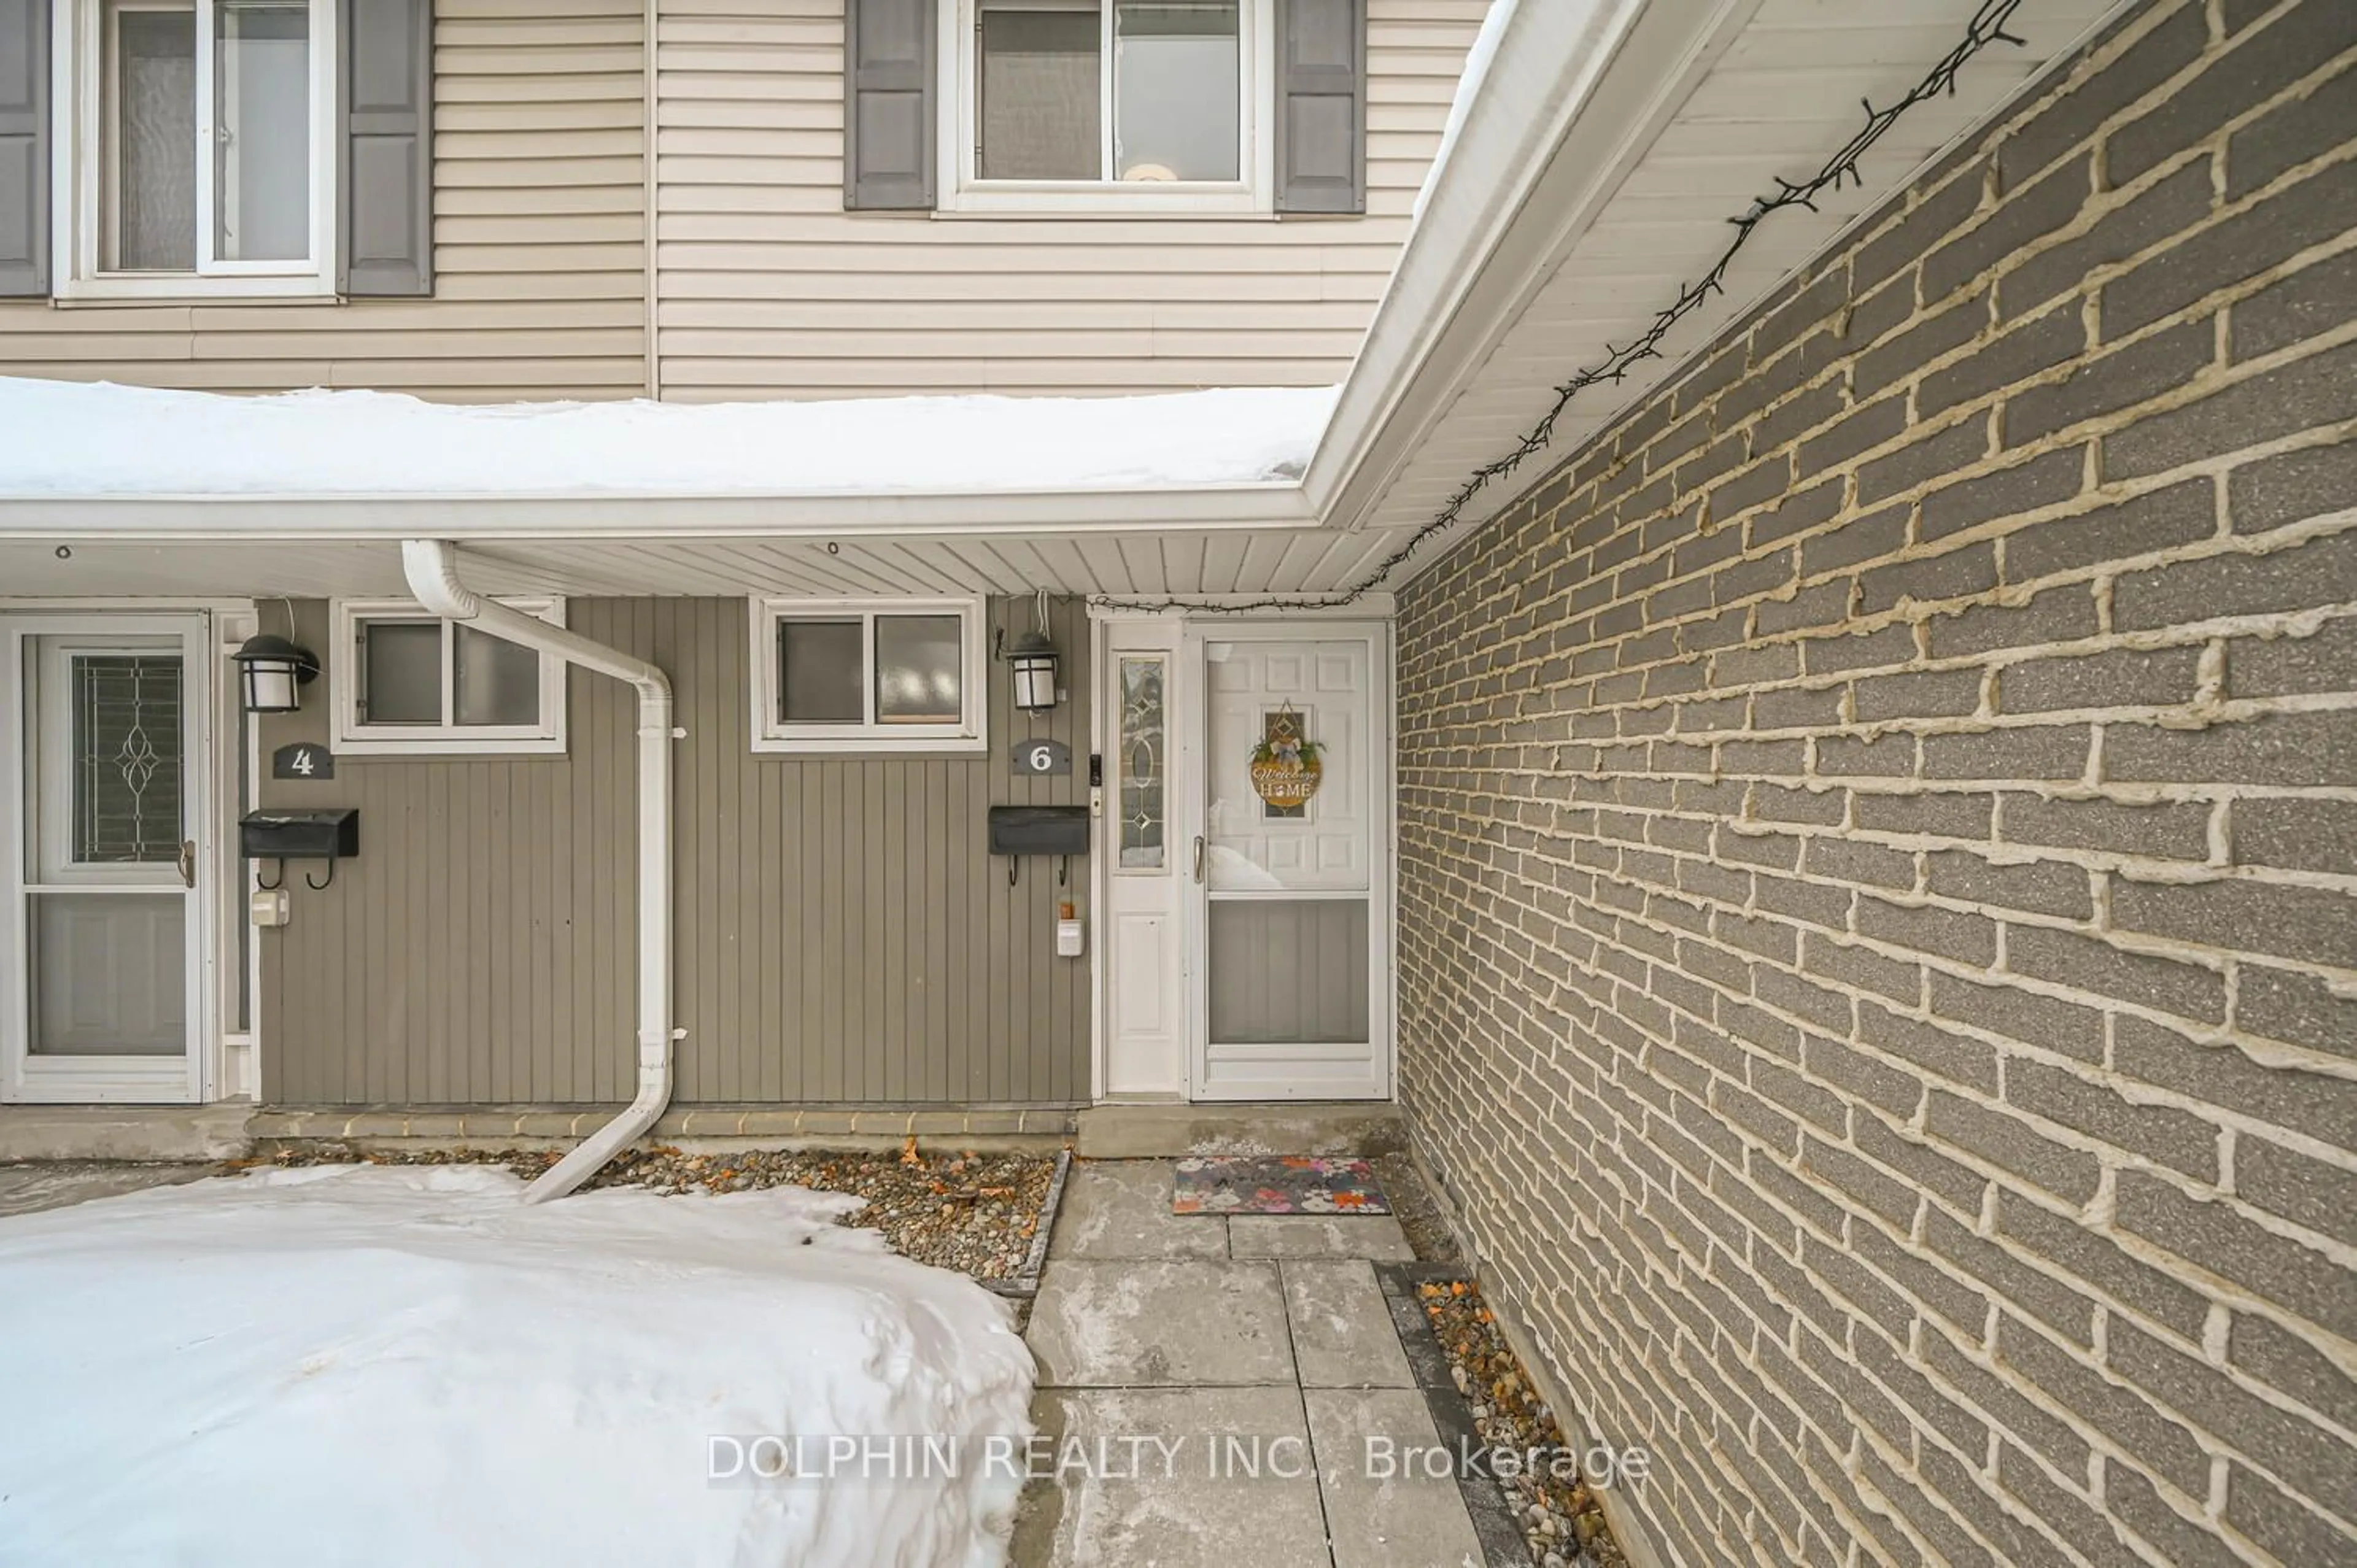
{"left": 1192, "top": 835, "right": 1206, "bottom": 884}
{"left": 177, "top": 840, "right": 196, "bottom": 890}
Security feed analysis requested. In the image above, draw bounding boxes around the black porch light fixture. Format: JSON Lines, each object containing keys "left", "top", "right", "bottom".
{"left": 233, "top": 632, "right": 320, "bottom": 714}
{"left": 1010, "top": 589, "right": 1060, "bottom": 713}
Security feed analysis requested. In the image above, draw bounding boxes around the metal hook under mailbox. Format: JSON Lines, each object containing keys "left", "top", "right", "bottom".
{"left": 256, "top": 859, "right": 285, "bottom": 892}
{"left": 304, "top": 861, "right": 337, "bottom": 892}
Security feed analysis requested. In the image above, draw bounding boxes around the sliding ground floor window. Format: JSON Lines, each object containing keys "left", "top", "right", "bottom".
{"left": 748, "top": 598, "right": 988, "bottom": 754}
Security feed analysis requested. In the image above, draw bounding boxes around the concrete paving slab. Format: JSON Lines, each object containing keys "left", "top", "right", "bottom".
{"left": 1284, "top": 1260, "right": 1415, "bottom": 1389}
{"left": 1231, "top": 1214, "right": 1417, "bottom": 1261}
{"left": 1026, "top": 1258, "right": 1294, "bottom": 1387}
{"left": 0, "top": 1162, "right": 217, "bottom": 1217}
{"left": 1008, "top": 1385, "right": 1331, "bottom": 1567}
{"left": 1050, "top": 1161, "right": 1228, "bottom": 1261}
{"left": 1306, "top": 1388, "right": 1486, "bottom": 1568}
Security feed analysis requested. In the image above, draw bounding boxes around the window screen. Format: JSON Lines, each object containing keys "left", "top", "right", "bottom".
{"left": 979, "top": 1, "right": 1102, "bottom": 179}
{"left": 360, "top": 621, "right": 442, "bottom": 725}
{"left": 108, "top": 4, "right": 198, "bottom": 270}
{"left": 779, "top": 619, "right": 864, "bottom": 724}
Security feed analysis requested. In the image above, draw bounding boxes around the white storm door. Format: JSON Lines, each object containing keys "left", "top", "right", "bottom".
{"left": 2, "top": 617, "right": 211, "bottom": 1104}
{"left": 1101, "top": 625, "right": 1186, "bottom": 1097}
{"left": 1186, "top": 627, "right": 1391, "bottom": 1102}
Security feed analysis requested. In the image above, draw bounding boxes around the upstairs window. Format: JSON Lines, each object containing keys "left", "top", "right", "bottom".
{"left": 842, "top": 0, "right": 1362, "bottom": 219}
{"left": 950, "top": 0, "right": 1266, "bottom": 212}
{"left": 57, "top": 0, "right": 336, "bottom": 297}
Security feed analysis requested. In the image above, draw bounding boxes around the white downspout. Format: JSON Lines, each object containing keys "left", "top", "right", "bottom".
{"left": 401, "top": 539, "right": 675, "bottom": 1204}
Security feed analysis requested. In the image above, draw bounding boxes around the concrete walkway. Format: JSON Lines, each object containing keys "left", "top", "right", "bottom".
{"left": 1011, "top": 1159, "right": 1485, "bottom": 1568}
{"left": 0, "top": 1161, "right": 214, "bottom": 1216}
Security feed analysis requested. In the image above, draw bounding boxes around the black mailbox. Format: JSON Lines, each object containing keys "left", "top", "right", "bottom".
{"left": 240, "top": 808, "right": 360, "bottom": 862}
{"left": 988, "top": 805, "right": 1089, "bottom": 857}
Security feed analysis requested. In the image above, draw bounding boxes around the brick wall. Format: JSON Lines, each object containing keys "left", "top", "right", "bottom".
{"left": 1391, "top": 2, "right": 2356, "bottom": 1563}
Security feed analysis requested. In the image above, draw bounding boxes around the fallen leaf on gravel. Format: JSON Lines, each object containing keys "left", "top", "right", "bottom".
{"left": 265, "top": 1144, "right": 1056, "bottom": 1286}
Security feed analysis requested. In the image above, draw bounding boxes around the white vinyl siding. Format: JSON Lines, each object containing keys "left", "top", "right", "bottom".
{"left": 656, "top": 0, "right": 1486, "bottom": 399}
{"left": 0, "top": 0, "right": 648, "bottom": 399}
{"left": 0, "top": 1, "right": 1484, "bottom": 404}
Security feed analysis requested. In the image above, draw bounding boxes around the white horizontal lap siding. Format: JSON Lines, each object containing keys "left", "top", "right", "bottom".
{"left": 0, "top": 0, "right": 648, "bottom": 403}
{"left": 654, "top": 0, "right": 1486, "bottom": 401}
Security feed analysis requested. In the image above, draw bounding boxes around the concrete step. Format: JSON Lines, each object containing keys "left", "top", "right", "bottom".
{"left": 1073, "top": 1101, "right": 1406, "bottom": 1159}
{"left": 0, "top": 1105, "right": 254, "bottom": 1163}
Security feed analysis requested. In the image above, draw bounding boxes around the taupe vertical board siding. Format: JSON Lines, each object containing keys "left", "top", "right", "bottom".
{"left": 945, "top": 758, "right": 972, "bottom": 1099}
{"left": 818, "top": 762, "right": 845, "bottom": 1095}
{"left": 0, "top": 0, "right": 646, "bottom": 396}
{"left": 259, "top": 595, "right": 1090, "bottom": 1108}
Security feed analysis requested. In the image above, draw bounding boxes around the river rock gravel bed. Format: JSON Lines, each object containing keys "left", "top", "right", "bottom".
{"left": 259, "top": 1145, "right": 1056, "bottom": 1283}
{"left": 1422, "top": 1280, "right": 1628, "bottom": 1568}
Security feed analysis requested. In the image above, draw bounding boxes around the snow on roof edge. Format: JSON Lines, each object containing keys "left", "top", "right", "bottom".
{"left": 0, "top": 378, "right": 1341, "bottom": 500}
{"left": 1413, "top": 0, "right": 1518, "bottom": 226}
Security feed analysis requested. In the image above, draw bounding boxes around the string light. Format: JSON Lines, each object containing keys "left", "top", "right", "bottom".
{"left": 1089, "top": 0, "right": 2029, "bottom": 616}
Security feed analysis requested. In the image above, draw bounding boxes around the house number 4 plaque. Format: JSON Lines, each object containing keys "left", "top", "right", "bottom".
{"left": 272, "top": 742, "right": 336, "bottom": 781}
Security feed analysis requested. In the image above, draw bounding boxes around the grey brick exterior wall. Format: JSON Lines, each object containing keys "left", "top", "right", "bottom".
{"left": 1391, "top": 2, "right": 2356, "bottom": 1562}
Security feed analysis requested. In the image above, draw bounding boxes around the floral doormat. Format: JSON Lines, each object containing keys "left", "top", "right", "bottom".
{"left": 1171, "top": 1155, "right": 1390, "bottom": 1215}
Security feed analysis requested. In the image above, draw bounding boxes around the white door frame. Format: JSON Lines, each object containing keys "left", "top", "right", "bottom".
{"left": 1177, "top": 617, "right": 1395, "bottom": 1103}
{"left": 1091, "top": 612, "right": 1186, "bottom": 1100}
{"left": 1, "top": 612, "right": 215, "bottom": 1104}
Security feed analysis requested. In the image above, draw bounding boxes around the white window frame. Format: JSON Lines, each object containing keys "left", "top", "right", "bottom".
{"left": 937, "top": 0, "right": 1275, "bottom": 217}
{"left": 329, "top": 599, "right": 570, "bottom": 757}
{"left": 750, "top": 598, "right": 989, "bottom": 755}
{"left": 50, "top": 0, "right": 339, "bottom": 300}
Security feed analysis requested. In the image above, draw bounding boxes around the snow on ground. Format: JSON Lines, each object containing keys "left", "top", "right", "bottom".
{"left": 0, "top": 376, "right": 1339, "bottom": 496}
{"left": 0, "top": 1164, "right": 1035, "bottom": 1568}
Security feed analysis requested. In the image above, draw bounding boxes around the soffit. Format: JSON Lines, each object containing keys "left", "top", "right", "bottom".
{"left": 0, "top": 525, "right": 1425, "bottom": 600}
{"left": 1328, "top": 0, "right": 2127, "bottom": 564}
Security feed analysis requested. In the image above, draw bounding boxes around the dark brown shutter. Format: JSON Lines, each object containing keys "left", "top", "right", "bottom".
{"left": 0, "top": 0, "right": 47, "bottom": 296}
{"left": 1274, "top": 0, "right": 1365, "bottom": 215}
{"left": 341, "top": 0, "right": 433, "bottom": 296}
{"left": 843, "top": 0, "right": 935, "bottom": 210}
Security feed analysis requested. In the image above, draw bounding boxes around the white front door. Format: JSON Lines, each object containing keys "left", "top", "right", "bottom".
{"left": 1184, "top": 624, "right": 1391, "bottom": 1102}
{"left": 2, "top": 616, "right": 212, "bottom": 1104}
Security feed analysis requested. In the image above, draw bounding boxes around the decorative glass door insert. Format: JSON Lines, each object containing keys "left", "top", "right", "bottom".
{"left": 1117, "top": 654, "right": 1167, "bottom": 870}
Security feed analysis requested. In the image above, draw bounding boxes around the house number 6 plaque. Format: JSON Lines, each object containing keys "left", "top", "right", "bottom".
{"left": 1012, "top": 738, "right": 1073, "bottom": 776}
